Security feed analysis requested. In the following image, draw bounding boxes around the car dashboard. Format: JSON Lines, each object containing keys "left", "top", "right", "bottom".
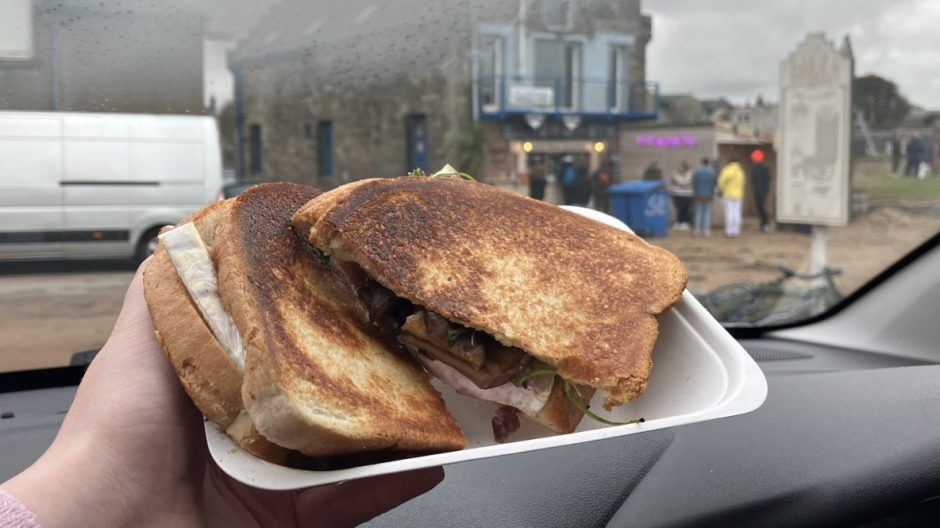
{"left": 3, "top": 336, "right": 940, "bottom": 528}
{"left": 3, "top": 238, "right": 939, "bottom": 527}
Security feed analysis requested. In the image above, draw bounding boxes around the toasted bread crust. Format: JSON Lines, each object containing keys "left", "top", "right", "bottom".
{"left": 143, "top": 199, "right": 289, "bottom": 464}
{"left": 294, "top": 177, "right": 687, "bottom": 410}
{"left": 145, "top": 244, "right": 243, "bottom": 429}
{"left": 217, "top": 182, "right": 466, "bottom": 456}
{"left": 144, "top": 200, "right": 241, "bottom": 429}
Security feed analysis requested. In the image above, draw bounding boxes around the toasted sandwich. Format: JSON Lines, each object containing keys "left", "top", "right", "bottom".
{"left": 143, "top": 182, "right": 466, "bottom": 462}
{"left": 144, "top": 198, "right": 292, "bottom": 463}
{"left": 292, "top": 176, "right": 688, "bottom": 435}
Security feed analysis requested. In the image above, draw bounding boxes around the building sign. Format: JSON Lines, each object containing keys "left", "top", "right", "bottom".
{"left": 502, "top": 119, "right": 619, "bottom": 141}
{"left": 0, "top": 0, "right": 33, "bottom": 60}
{"left": 635, "top": 133, "right": 698, "bottom": 148}
{"left": 508, "top": 84, "right": 555, "bottom": 109}
{"left": 777, "top": 33, "right": 853, "bottom": 226}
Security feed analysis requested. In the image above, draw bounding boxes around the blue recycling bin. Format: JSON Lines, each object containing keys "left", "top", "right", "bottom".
{"left": 608, "top": 180, "right": 670, "bottom": 237}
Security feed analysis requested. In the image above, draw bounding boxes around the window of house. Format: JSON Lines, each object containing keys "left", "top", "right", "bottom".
{"left": 317, "top": 121, "right": 333, "bottom": 178}
{"left": 533, "top": 39, "right": 580, "bottom": 109}
{"left": 477, "top": 34, "right": 503, "bottom": 112}
{"left": 249, "top": 124, "right": 262, "bottom": 174}
{"left": 0, "top": 0, "right": 33, "bottom": 60}
{"left": 610, "top": 45, "right": 630, "bottom": 111}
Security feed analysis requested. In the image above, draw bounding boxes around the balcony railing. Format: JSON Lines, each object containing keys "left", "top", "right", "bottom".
{"left": 476, "top": 76, "right": 659, "bottom": 120}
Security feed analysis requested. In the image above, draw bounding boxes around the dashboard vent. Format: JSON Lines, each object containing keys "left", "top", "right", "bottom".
{"left": 746, "top": 347, "right": 814, "bottom": 362}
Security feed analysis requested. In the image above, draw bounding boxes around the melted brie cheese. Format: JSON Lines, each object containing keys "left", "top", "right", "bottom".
{"left": 159, "top": 223, "right": 245, "bottom": 371}
{"left": 416, "top": 353, "right": 553, "bottom": 416}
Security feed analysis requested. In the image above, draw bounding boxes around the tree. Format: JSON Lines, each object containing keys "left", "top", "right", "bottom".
{"left": 853, "top": 74, "right": 911, "bottom": 129}
{"left": 457, "top": 122, "right": 485, "bottom": 179}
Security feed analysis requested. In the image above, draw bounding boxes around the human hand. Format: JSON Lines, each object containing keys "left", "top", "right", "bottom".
{"left": 2, "top": 258, "right": 443, "bottom": 527}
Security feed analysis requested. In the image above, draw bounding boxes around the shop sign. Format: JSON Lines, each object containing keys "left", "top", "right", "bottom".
{"left": 635, "top": 134, "right": 698, "bottom": 148}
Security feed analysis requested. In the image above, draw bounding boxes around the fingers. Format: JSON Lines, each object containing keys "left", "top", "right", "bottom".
{"left": 107, "top": 258, "right": 154, "bottom": 345}
{"left": 295, "top": 467, "right": 445, "bottom": 528}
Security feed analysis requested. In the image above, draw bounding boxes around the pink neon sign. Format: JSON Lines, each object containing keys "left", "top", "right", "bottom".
{"left": 635, "top": 134, "right": 698, "bottom": 148}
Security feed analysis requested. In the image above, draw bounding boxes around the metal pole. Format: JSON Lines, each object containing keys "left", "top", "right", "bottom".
{"left": 518, "top": 0, "right": 526, "bottom": 78}
{"left": 232, "top": 63, "right": 245, "bottom": 181}
{"left": 809, "top": 225, "right": 828, "bottom": 278}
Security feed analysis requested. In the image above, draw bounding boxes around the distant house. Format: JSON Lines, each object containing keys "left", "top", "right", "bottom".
{"left": 727, "top": 98, "right": 778, "bottom": 139}
{"left": 0, "top": 0, "right": 206, "bottom": 114}
{"left": 700, "top": 98, "right": 735, "bottom": 122}
{"left": 229, "top": 0, "right": 659, "bottom": 188}
{"left": 659, "top": 94, "right": 711, "bottom": 125}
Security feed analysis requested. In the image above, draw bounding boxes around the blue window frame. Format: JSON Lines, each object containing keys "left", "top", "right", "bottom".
{"left": 318, "top": 121, "right": 333, "bottom": 177}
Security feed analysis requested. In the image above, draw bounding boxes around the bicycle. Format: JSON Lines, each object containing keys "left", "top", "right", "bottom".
{"left": 698, "top": 264, "right": 844, "bottom": 327}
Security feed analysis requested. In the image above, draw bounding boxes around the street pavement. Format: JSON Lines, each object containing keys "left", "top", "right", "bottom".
{"left": 0, "top": 260, "right": 136, "bottom": 373}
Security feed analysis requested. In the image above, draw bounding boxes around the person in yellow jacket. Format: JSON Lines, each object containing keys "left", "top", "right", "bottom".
{"left": 717, "top": 158, "right": 745, "bottom": 237}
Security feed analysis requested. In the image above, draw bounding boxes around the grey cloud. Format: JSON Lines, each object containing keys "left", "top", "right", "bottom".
{"left": 645, "top": 0, "right": 938, "bottom": 107}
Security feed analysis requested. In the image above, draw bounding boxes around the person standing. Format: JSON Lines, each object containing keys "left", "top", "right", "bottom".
{"left": 669, "top": 161, "right": 693, "bottom": 230}
{"left": 919, "top": 139, "right": 934, "bottom": 179}
{"left": 691, "top": 157, "right": 717, "bottom": 237}
{"left": 572, "top": 159, "right": 591, "bottom": 206}
{"left": 890, "top": 134, "right": 902, "bottom": 175}
{"left": 591, "top": 159, "right": 614, "bottom": 213}
{"left": 905, "top": 135, "right": 924, "bottom": 177}
{"left": 717, "top": 157, "right": 745, "bottom": 238}
{"left": 750, "top": 150, "right": 772, "bottom": 232}
{"left": 642, "top": 161, "right": 663, "bottom": 181}
{"left": 560, "top": 155, "right": 576, "bottom": 205}
{"left": 528, "top": 158, "right": 547, "bottom": 201}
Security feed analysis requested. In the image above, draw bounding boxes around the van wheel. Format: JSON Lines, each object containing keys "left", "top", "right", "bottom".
{"left": 136, "top": 227, "right": 162, "bottom": 263}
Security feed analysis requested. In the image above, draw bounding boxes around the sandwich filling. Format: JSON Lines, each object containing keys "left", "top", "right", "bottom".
{"left": 159, "top": 223, "right": 246, "bottom": 371}
{"left": 159, "top": 223, "right": 274, "bottom": 447}
{"left": 331, "top": 257, "right": 556, "bottom": 418}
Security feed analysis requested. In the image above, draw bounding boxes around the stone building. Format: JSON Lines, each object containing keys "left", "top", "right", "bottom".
{"left": 229, "top": 0, "right": 659, "bottom": 190}
{"left": 658, "top": 94, "right": 710, "bottom": 125}
{"left": 726, "top": 97, "right": 778, "bottom": 139}
{"left": 0, "top": 0, "right": 206, "bottom": 114}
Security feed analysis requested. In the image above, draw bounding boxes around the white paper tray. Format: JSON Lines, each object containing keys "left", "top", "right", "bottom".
{"left": 207, "top": 207, "right": 768, "bottom": 489}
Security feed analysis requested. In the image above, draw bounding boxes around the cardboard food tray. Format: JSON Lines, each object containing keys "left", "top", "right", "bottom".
{"left": 207, "top": 206, "right": 768, "bottom": 490}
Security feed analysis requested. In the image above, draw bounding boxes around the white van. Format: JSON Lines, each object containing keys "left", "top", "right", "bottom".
{"left": 0, "top": 111, "right": 222, "bottom": 262}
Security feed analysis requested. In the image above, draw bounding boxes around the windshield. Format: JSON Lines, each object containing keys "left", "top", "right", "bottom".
{"left": 1, "top": 0, "right": 938, "bottom": 374}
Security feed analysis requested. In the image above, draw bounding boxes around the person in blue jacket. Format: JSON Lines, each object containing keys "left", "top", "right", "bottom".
{"left": 560, "top": 155, "right": 576, "bottom": 205}
{"left": 691, "top": 157, "right": 718, "bottom": 237}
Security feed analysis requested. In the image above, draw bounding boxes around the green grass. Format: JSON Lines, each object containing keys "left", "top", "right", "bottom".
{"left": 853, "top": 166, "right": 940, "bottom": 202}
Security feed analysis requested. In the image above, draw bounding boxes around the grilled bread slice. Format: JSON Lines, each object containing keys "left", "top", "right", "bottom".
{"left": 293, "top": 177, "right": 687, "bottom": 414}
{"left": 214, "top": 182, "right": 466, "bottom": 456}
{"left": 143, "top": 199, "right": 289, "bottom": 463}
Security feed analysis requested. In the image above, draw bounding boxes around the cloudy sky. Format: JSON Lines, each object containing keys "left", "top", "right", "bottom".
{"left": 645, "top": 0, "right": 940, "bottom": 108}
{"left": 192, "top": 0, "right": 940, "bottom": 109}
